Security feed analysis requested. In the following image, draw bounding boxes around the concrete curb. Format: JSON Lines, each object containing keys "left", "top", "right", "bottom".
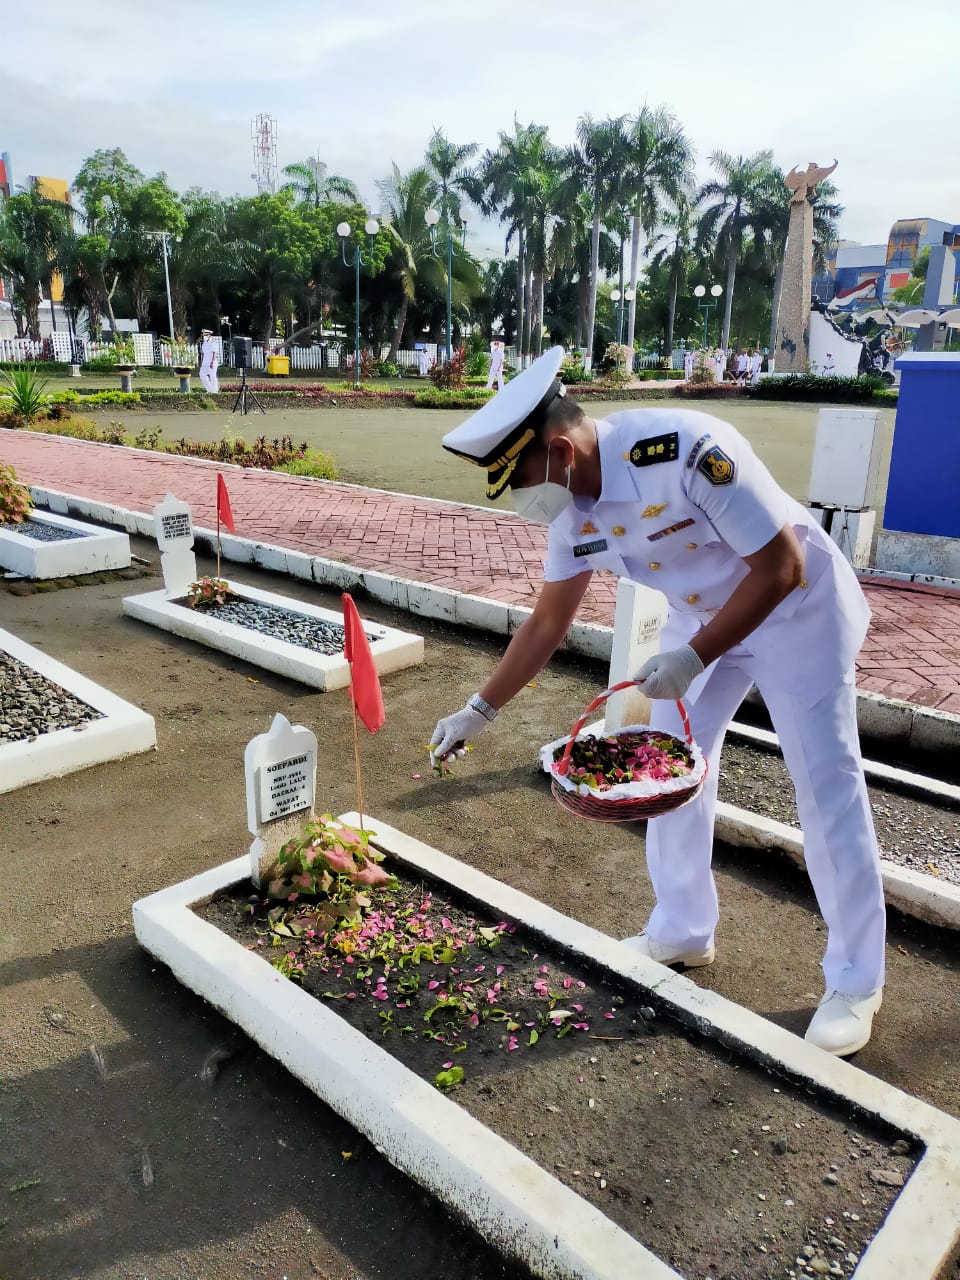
{"left": 134, "top": 814, "right": 960, "bottom": 1280}
{"left": 27, "top": 485, "right": 960, "bottom": 749}
{"left": 0, "top": 627, "right": 156, "bottom": 793}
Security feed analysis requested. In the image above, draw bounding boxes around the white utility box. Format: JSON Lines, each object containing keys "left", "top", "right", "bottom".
{"left": 808, "top": 407, "right": 884, "bottom": 510}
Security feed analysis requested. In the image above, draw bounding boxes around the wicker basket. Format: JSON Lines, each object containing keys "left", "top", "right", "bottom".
{"left": 549, "top": 681, "right": 707, "bottom": 823}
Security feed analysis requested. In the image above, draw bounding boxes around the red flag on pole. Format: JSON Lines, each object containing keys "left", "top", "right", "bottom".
{"left": 217, "top": 473, "right": 236, "bottom": 534}
{"left": 342, "top": 593, "right": 385, "bottom": 732}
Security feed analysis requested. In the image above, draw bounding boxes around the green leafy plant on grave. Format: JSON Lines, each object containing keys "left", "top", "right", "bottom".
{"left": 266, "top": 814, "right": 396, "bottom": 914}
{"left": 0, "top": 462, "right": 33, "bottom": 524}
{"left": 185, "top": 576, "right": 236, "bottom": 610}
{"left": 0, "top": 366, "right": 50, "bottom": 420}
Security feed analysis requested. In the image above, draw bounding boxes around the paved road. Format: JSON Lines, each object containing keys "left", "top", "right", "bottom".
{"left": 3, "top": 428, "right": 959, "bottom": 715}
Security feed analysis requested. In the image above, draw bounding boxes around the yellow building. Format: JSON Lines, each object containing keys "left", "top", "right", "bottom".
{"left": 31, "top": 175, "right": 71, "bottom": 302}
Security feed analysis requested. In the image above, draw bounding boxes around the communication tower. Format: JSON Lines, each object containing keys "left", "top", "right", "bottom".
{"left": 251, "top": 114, "right": 278, "bottom": 194}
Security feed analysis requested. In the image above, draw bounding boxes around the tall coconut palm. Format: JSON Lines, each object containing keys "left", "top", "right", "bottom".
{"left": 647, "top": 189, "right": 698, "bottom": 357}
{"left": 424, "top": 128, "right": 478, "bottom": 226}
{"left": 623, "top": 106, "right": 694, "bottom": 352}
{"left": 571, "top": 114, "right": 629, "bottom": 369}
{"left": 281, "top": 155, "right": 358, "bottom": 208}
{"left": 376, "top": 163, "right": 443, "bottom": 359}
{"left": 696, "top": 150, "right": 776, "bottom": 350}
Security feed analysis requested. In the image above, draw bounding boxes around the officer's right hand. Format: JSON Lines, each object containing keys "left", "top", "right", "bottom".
{"left": 429, "top": 704, "right": 491, "bottom": 762}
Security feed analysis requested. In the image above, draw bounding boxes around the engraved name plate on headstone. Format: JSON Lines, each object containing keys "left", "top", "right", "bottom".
{"left": 244, "top": 712, "right": 318, "bottom": 887}
{"left": 153, "top": 493, "right": 197, "bottom": 597}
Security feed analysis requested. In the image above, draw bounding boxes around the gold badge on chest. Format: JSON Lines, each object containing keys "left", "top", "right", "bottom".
{"left": 578, "top": 520, "right": 599, "bottom": 536}
{"left": 641, "top": 503, "right": 668, "bottom": 519}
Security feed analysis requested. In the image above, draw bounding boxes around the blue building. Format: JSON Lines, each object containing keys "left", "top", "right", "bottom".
{"left": 815, "top": 218, "right": 960, "bottom": 309}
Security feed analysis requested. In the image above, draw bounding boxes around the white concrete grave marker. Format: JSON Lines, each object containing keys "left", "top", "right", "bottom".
{"left": 153, "top": 493, "right": 197, "bottom": 598}
{"left": 604, "top": 579, "right": 668, "bottom": 732}
{"left": 245, "top": 712, "right": 318, "bottom": 887}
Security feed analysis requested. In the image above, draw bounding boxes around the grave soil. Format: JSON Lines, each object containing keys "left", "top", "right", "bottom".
{"left": 1, "top": 537, "right": 959, "bottom": 1280}
{"left": 201, "top": 875, "right": 917, "bottom": 1280}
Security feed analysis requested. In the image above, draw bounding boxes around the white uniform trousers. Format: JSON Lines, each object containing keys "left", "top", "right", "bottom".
{"left": 644, "top": 652, "right": 886, "bottom": 996}
{"left": 199, "top": 366, "right": 219, "bottom": 393}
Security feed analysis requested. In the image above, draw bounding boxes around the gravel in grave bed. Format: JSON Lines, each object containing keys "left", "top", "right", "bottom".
{"left": 0, "top": 652, "right": 103, "bottom": 743}
{"left": 199, "top": 870, "right": 918, "bottom": 1280}
{"left": 0, "top": 518, "right": 92, "bottom": 542}
{"left": 173, "top": 596, "right": 374, "bottom": 655}
{"left": 719, "top": 739, "right": 960, "bottom": 888}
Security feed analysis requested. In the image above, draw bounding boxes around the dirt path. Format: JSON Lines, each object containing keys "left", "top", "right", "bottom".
{"left": 1, "top": 541, "right": 957, "bottom": 1279}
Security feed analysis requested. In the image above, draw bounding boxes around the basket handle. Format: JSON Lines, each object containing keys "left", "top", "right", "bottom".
{"left": 553, "top": 682, "right": 692, "bottom": 777}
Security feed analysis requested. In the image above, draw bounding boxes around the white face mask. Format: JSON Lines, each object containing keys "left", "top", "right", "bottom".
{"left": 511, "top": 442, "right": 573, "bottom": 524}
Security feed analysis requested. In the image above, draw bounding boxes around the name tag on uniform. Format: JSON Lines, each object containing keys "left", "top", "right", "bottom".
{"left": 629, "top": 432, "right": 679, "bottom": 467}
{"left": 573, "top": 538, "right": 608, "bottom": 557}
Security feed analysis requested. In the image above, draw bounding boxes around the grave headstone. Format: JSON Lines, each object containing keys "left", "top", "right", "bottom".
{"left": 153, "top": 493, "right": 197, "bottom": 598}
{"left": 605, "top": 579, "right": 668, "bottom": 732}
{"left": 244, "top": 712, "right": 318, "bottom": 887}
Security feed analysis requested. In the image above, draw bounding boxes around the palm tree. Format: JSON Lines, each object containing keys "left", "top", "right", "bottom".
{"left": 696, "top": 150, "right": 776, "bottom": 350}
{"left": 623, "top": 106, "right": 694, "bottom": 352}
{"left": 571, "top": 114, "right": 629, "bottom": 369}
{"left": 281, "top": 155, "right": 358, "bottom": 208}
{"left": 169, "top": 190, "right": 231, "bottom": 334}
{"left": 648, "top": 189, "right": 698, "bottom": 357}
{"left": 376, "top": 163, "right": 443, "bottom": 359}
{"left": 0, "top": 186, "right": 72, "bottom": 340}
{"left": 424, "top": 128, "right": 478, "bottom": 225}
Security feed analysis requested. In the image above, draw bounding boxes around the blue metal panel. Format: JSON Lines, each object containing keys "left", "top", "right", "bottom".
{"left": 886, "top": 354, "right": 960, "bottom": 537}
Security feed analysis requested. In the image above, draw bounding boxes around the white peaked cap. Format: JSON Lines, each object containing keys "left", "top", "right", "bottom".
{"left": 441, "top": 346, "right": 566, "bottom": 499}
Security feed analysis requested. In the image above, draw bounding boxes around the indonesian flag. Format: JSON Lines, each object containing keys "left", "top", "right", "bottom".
{"left": 342, "top": 593, "right": 385, "bottom": 732}
{"left": 216, "top": 473, "right": 236, "bottom": 533}
{"left": 829, "top": 277, "right": 880, "bottom": 310}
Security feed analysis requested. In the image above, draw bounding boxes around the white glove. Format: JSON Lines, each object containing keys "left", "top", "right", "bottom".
{"left": 634, "top": 645, "right": 704, "bottom": 700}
{"left": 429, "top": 704, "right": 491, "bottom": 761}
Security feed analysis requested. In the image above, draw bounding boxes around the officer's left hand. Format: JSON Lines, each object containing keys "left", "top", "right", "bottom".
{"left": 633, "top": 645, "right": 704, "bottom": 700}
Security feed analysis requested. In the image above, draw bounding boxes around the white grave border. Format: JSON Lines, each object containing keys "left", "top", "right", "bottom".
{"left": 133, "top": 813, "right": 960, "bottom": 1280}
{"left": 0, "top": 627, "right": 156, "bottom": 793}
{"left": 122, "top": 578, "right": 424, "bottom": 691}
{"left": 0, "top": 511, "right": 130, "bottom": 579}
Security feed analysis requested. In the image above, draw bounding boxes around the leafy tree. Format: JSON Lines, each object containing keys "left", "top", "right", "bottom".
{"left": 424, "top": 128, "right": 478, "bottom": 226}
{"left": 0, "top": 186, "right": 72, "bottom": 340}
{"left": 114, "top": 175, "right": 185, "bottom": 330}
{"left": 225, "top": 191, "right": 325, "bottom": 340}
{"left": 696, "top": 150, "right": 777, "bottom": 350}
{"left": 70, "top": 148, "right": 147, "bottom": 337}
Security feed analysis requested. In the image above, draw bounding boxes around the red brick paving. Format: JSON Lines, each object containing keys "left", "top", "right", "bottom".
{"left": 3, "top": 429, "right": 960, "bottom": 716}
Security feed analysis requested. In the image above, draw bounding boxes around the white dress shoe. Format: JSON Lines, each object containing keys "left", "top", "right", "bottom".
{"left": 805, "top": 988, "right": 883, "bottom": 1056}
{"left": 620, "top": 933, "right": 715, "bottom": 968}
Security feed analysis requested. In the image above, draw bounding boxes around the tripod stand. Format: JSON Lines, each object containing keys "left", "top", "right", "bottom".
{"left": 231, "top": 365, "right": 266, "bottom": 415}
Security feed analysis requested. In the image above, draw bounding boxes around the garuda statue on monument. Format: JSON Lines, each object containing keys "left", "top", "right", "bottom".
{"left": 784, "top": 159, "right": 838, "bottom": 203}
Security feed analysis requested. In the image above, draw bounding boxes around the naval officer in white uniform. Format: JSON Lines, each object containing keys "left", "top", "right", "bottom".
{"left": 430, "top": 346, "right": 886, "bottom": 1057}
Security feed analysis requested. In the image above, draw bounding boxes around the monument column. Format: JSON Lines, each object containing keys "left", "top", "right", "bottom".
{"left": 774, "top": 160, "right": 838, "bottom": 374}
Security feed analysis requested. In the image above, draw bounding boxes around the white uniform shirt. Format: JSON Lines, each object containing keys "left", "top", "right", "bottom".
{"left": 543, "top": 410, "right": 870, "bottom": 703}
{"left": 489, "top": 345, "right": 505, "bottom": 372}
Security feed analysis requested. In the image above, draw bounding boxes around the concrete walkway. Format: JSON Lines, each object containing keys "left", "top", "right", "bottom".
{"left": 3, "top": 429, "right": 960, "bottom": 716}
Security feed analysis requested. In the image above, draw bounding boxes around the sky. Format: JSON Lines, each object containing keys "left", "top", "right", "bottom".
{"left": 4, "top": 0, "right": 959, "bottom": 263}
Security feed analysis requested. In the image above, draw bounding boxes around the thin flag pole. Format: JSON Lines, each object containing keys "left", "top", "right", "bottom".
{"left": 349, "top": 684, "right": 364, "bottom": 830}
{"left": 216, "top": 506, "right": 221, "bottom": 579}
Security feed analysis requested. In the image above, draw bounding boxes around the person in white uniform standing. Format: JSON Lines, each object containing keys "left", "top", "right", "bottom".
{"left": 485, "top": 339, "right": 506, "bottom": 392}
{"left": 198, "top": 329, "right": 219, "bottom": 393}
{"left": 430, "top": 345, "right": 887, "bottom": 1057}
{"left": 683, "top": 348, "right": 695, "bottom": 381}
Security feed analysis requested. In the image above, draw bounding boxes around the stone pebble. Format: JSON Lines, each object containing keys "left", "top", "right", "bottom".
{"left": 201, "top": 598, "right": 373, "bottom": 656}
{"left": 0, "top": 653, "right": 103, "bottom": 743}
{"left": 0, "top": 519, "right": 91, "bottom": 543}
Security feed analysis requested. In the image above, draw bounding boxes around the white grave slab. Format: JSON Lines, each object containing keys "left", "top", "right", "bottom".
{"left": 122, "top": 578, "right": 424, "bottom": 690}
{"left": 0, "top": 511, "right": 130, "bottom": 579}
{"left": 245, "top": 712, "right": 317, "bottom": 886}
{"left": 133, "top": 814, "right": 960, "bottom": 1280}
{"left": 153, "top": 493, "right": 197, "bottom": 597}
{"left": 0, "top": 628, "right": 156, "bottom": 792}
{"left": 603, "top": 579, "right": 667, "bottom": 731}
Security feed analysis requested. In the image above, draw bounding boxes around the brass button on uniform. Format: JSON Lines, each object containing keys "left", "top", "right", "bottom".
{"left": 612, "top": 525, "right": 626, "bottom": 537}
{"left": 686, "top": 542, "right": 698, "bottom": 550}
{"left": 648, "top": 561, "right": 661, "bottom": 570}
{"left": 799, "top": 578, "right": 808, "bottom": 589}
{"left": 686, "top": 593, "right": 700, "bottom": 604}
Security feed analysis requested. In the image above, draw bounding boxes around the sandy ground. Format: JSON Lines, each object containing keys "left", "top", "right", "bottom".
{"left": 1, "top": 540, "right": 957, "bottom": 1280}
{"left": 85, "top": 398, "right": 897, "bottom": 519}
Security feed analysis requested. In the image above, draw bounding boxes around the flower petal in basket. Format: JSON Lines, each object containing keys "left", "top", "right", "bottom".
{"left": 540, "top": 725, "right": 707, "bottom": 802}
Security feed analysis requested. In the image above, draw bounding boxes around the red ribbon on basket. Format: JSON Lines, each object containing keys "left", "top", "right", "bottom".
{"left": 553, "top": 683, "right": 694, "bottom": 777}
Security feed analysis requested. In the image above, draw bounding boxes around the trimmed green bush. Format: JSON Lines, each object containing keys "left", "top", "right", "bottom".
{"left": 747, "top": 373, "right": 885, "bottom": 403}
{"left": 273, "top": 448, "right": 339, "bottom": 480}
{"left": 413, "top": 387, "right": 494, "bottom": 408}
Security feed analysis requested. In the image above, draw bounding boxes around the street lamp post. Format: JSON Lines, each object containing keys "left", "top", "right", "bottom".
{"left": 337, "top": 216, "right": 380, "bottom": 388}
{"left": 693, "top": 283, "right": 723, "bottom": 346}
{"left": 610, "top": 287, "right": 636, "bottom": 347}
{"left": 146, "top": 230, "right": 177, "bottom": 342}
{"left": 425, "top": 207, "right": 467, "bottom": 364}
